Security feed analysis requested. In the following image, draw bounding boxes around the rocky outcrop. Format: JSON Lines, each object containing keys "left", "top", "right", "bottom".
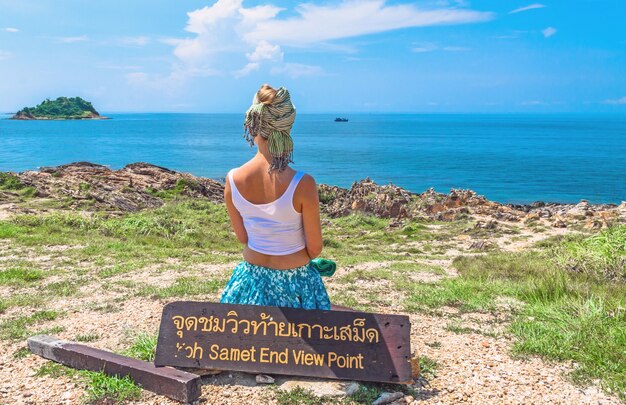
{"left": 318, "top": 178, "right": 625, "bottom": 228}
{"left": 11, "top": 110, "right": 36, "bottom": 120}
{"left": 15, "top": 162, "right": 223, "bottom": 212}
{"left": 5, "top": 162, "right": 625, "bottom": 228}
{"left": 319, "top": 177, "right": 413, "bottom": 219}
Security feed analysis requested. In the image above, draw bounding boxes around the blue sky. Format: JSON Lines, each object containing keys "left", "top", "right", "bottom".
{"left": 0, "top": 0, "right": 625, "bottom": 113}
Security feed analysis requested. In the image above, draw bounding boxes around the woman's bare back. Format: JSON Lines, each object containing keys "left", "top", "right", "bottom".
{"left": 225, "top": 155, "right": 322, "bottom": 269}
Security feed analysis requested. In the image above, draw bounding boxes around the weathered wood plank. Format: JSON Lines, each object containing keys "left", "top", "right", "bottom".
{"left": 28, "top": 335, "right": 201, "bottom": 403}
{"left": 155, "top": 302, "right": 412, "bottom": 383}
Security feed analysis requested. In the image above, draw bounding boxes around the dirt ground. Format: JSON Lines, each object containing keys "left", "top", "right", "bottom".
{"left": 0, "top": 209, "right": 623, "bottom": 404}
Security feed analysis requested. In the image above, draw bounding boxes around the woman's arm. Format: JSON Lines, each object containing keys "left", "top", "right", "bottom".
{"left": 298, "top": 174, "right": 323, "bottom": 259}
{"left": 224, "top": 179, "right": 248, "bottom": 244}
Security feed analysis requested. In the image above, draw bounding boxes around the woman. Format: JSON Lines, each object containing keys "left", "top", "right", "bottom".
{"left": 220, "top": 84, "right": 331, "bottom": 310}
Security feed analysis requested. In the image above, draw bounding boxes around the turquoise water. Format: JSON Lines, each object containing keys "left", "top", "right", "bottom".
{"left": 1, "top": 113, "right": 625, "bottom": 204}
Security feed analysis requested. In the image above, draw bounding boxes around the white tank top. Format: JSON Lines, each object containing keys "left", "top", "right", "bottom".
{"left": 228, "top": 169, "right": 307, "bottom": 256}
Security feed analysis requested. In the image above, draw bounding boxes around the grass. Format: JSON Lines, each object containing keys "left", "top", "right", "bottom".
{"left": 276, "top": 386, "right": 323, "bottom": 405}
{"left": 0, "top": 172, "right": 26, "bottom": 190}
{"left": 346, "top": 381, "right": 419, "bottom": 405}
{"left": 1, "top": 200, "right": 240, "bottom": 265}
{"left": 320, "top": 214, "right": 436, "bottom": 265}
{"left": 0, "top": 173, "right": 36, "bottom": 199}
{"left": 418, "top": 355, "right": 439, "bottom": 379}
{"left": 75, "top": 333, "right": 100, "bottom": 342}
{"left": 137, "top": 276, "right": 224, "bottom": 299}
{"left": 123, "top": 332, "right": 157, "bottom": 362}
{"left": 403, "top": 247, "right": 626, "bottom": 400}
{"left": 2, "top": 196, "right": 625, "bottom": 400}
{"left": 83, "top": 371, "right": 142, "bottom": 403}
{"left": 36, "top": 361, "right": 78, "bottom": 378}
{"left": 0, "top": 310, "right": 60, "bottom": 340}
{"left": 318, "top": 189, "right": 336, "bottom": 205}
{"left": 0, "top": 266, "right": 45, "bottom": 285}
{"left": 556, "top": 225, "right": 626, "bottom": 280}
{"left": 444, "top": 321, "right": 482, "bottom": 335}
{"left": 35, "top": 362, "right": 142, "bottom": 404}
{"left": 45, "top": 280, "right": 79, "bottom": 296}
{"left": 347, "top": 385, "right": 385, "bottom": 404}
{"left": 12, "top": 347, "right": 31, "bottom": 359}
{"left": 146, "top": 178, "right": 199, "bottom": 199}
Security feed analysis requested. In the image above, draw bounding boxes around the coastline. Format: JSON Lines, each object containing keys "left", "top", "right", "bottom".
{"left": 1, "top": 161, "right": 623, "bottom": 228}
{"left": 2, "top": 113, "right": 624, "bottom": 204}
{"left": 7, "top": 115, "right": 110, "bottom": 120}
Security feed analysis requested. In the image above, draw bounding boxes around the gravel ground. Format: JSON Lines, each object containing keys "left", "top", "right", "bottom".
{"left": 0, "top": 220, "right": 623, "bottom": 404}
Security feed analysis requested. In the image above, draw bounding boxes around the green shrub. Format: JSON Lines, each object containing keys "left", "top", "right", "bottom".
{"left": 0, "top": 173, "right": 26, "bottom": 190}
{"left": 556, "top": 225, "right": 626, "bottom": 280}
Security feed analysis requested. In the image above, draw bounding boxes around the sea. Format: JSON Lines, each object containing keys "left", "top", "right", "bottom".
{"left": 1, "top": 113, "right": 625, "bottom": 204}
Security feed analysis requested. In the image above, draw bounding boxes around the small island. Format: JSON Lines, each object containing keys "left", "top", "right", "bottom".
{"left": 11, "top": 96, "right": 108, "bottom": 120}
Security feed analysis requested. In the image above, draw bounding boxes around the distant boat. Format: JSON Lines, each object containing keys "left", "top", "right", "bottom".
{"left": 334, "top": 117, "right": 348, "bottom": 122}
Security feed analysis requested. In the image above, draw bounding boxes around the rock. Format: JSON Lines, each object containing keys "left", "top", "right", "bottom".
{"left": 584, "top": 220, "right": 603, "bottom": 230}
{"left": 16, "top": 161, "right": 224, "bottom": 212}
{"left": 565, "top": 204, "right": 591, "bottom": 220}
{"left": 412, "top": 377, "right": 430, "bottom": 389}
{"left": 372, "top": 391, "right": 404, "bottom": 405}
{"left": 5, "top": 162, "right": 623, "bottom": 227}
{"left": 551, "top": 216, "right": 567, "bottom": 228}
{"left": 538, "top": 209, "right": 552, "bottom": 218}
{"left": 469, "top": 240, "right": 491, "bottom": 251}
{"left": 255, "top": 374, "right": 275, "bottom": 384}
{"left": 278, "top": 379, "right": 358, "bottom": 397}
{"left": 344, "top": 382, "right": 362, "bottom": 396}
{"left": 524, "top": 213, "right": 540, "bottom": 223}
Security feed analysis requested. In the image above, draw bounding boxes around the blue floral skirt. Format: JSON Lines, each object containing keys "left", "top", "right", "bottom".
{"left": 220, "top": 261, "right": 331, "bottom": 310}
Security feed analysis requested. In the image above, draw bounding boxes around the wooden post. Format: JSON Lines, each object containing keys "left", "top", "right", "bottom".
{"left": 28, "top": 335, "right": 201, "bottom": 403}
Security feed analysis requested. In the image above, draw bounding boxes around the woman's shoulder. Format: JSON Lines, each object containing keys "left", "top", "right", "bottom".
{"left": 294, "top": 172, "right": 317, "bottom": 195}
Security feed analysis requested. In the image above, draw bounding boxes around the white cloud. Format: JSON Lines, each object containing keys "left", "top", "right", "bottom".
{"left": 235, "top": 40, "right": 283, "bottom": 77}
{"left": 246, "top": 40, "right": 283, "bottom": 63}
{"left": 509, "top": 3, "right": 546, "bottom": 14}
{"left": 246, "top": 1, "right": 493, "bottom": 46}
{"left": 125, "top": 64, "right": 219, "bottom": 90}
{"left": 412, "top": 43, "right": 470, "bottom": 52}
{"left": 98, "top": 64, "right": 143, "bottom": 71}
{"left": 521, "top": 100, "right": 546, "bottom": 105}
{"left": 164, "top": 0, "right": 493, "bottom": 79}
{"left": 0, "top": 50, "right": 12, "bottom": 60}
{"left": 442, "top": 46, "right": 470, "bottom": 51}
{"left": 603, "top": 96, "right": 626, "bottom": 105}
{"left": 119, "top": 36, "right": 150, "bottom": 46}
{"left": 3, "top": 27, "right": 19, "bottom": 33}
{"left": 542, "top": 27, "right": 556, "bottom": 38}
{"left": 412, "top": 43, "right": 437, "bottom": 53}
{"left": 270, "top": 63, "right": 323, "bottom": 78}
{"left": 59, "top": 35, "right": 89, "bottom": 43}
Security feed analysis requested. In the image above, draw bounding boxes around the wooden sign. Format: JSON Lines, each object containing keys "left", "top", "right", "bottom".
{"left": 155, "top": 302, "right": 412, "bottom": 383}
